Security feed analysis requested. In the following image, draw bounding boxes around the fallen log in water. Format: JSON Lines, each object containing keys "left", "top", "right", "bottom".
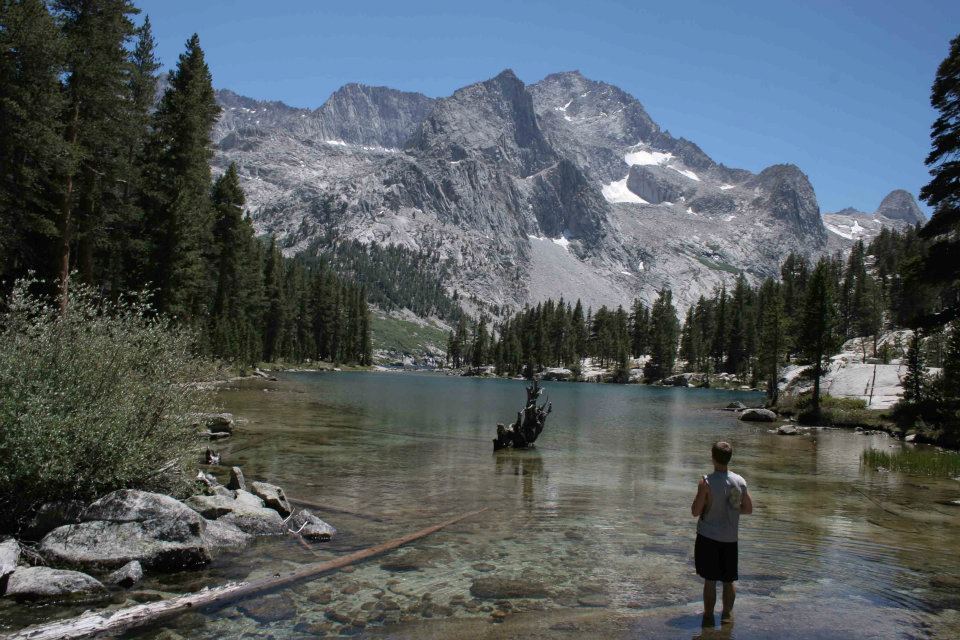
{"left": 3, "top": 507, "right": 487, "bottom": 640}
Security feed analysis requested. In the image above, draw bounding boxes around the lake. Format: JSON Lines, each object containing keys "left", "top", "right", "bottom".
{"left": 16, "top": 371, "right": 960, "bottom": 639}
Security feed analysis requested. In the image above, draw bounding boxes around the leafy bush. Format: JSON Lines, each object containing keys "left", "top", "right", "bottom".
{"left": 0, "top": 280, "right": 210, "bottom": 533}
{"left": 778, "top": 392, "right": 889, "bottom": 428}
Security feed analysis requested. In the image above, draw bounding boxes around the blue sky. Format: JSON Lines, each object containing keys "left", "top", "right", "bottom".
{"left": 137, "top": 0, "right": 959, "bottom": 214}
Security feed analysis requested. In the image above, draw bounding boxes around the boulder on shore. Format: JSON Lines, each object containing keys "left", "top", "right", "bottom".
{"left": 777, "top": 424, "right": 799, "bottom": 436}
{"left": 40, "top": 518, "right": 212, "bottom": 571}
{"left": 725, "top": 401, "right": 746, "bottom": 411}
{"left": 288, "top": 509, "right": 336, "bottom": 541}
{"left": 40, "top": 490, "right": 211, "bottom": 571}
{"left": 251, "top": 481, "right": 292, "bottom": 517}
{"left": 4, "top": 566, "right": 105, "bottom": 600}
{"left": 740, "top": 408, "right": 777, "bottom": 423}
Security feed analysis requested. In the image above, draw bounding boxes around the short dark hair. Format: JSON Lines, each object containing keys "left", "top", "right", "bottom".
{"left": 712, "top": 441, "right": 733, "bottom": 465}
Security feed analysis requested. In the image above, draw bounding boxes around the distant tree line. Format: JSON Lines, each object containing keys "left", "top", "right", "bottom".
{"left": 303, "top": 235, "right": 465, "bottom": 323}
{"left": 0, "top": 1, "right": 370, "bottom": 365}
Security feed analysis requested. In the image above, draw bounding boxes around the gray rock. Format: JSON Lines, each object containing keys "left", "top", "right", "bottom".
{"left": 219, "top": 509, "right": 284, "bottom": 536}
{"left": 184, "top": 492, "right": 283, "bottom": 536}
{"left": 20, "top": 500, "right": 86, "bottom": 541}
{"left": 740, "top": 408, "right": 777, "bottom": 423}
{"left": 81, "top": 490, "right": 203, "bottom": 531}
{"left": 201, "top": 519, "right": 251, "bottom": 550}
{"left": 725, "top": 401, "right": 746, "bottom": 411}
{"left": 4, "top": 566, "right": 105, "bottom": 600}
{"left": 469, "top": 576, "right": 549, "bottom": 599}
{"left": 227, "top": 466, "right": 246, "bottom": 491}
{"left": 233, "top": 489, "right": 265, "bottom": 508}
{"left": 250, "top": 481, "right": 292, "bottom": 517}
{"left": 288, "top": 509, "right": 336, "bottom": 541}
{"left": 205, "top": 413, "right": 235, "bottom": 434}
{"left": 40, "top": 518, "right": 211, "bottom": 571}
{"left": 107, "top": 560, "right": 143, "bottom": 588}
{"left": 905, "top": 433, "right": 917, "bottom": 442}
{"left": 0, "top": 538, "right": 20, "bottom": 584}
{"left": 777, "top": 424, "right": 798, "bottom": 436}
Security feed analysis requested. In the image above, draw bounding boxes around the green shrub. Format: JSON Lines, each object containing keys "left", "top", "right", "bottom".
{"left": 0, "top": 280, "right": 210, "bottom": 533}
{"left": 778, "top": 392, "right": 889, "bottom": 428}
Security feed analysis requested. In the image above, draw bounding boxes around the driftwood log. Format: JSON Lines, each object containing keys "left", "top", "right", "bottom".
{"left": 493, "top": 378, "right": 552, "bottom": 451}
{"left": 3, "top": 508, "right": 487, "bottom": 640}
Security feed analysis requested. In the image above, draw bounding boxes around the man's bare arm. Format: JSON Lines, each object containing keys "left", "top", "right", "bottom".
{"left": 691, "top": 477, "right": 709, "bottom": 517}
{"left": 740, "top": 488, "right": 753, "bottom": 515}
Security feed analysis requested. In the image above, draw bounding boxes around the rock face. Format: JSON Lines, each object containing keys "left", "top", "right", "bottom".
{"left": 876, "top": 189, "right": 925, "bottom": 224}
{"left": 4, "top": 566, "right": 105, "bottom": 600}
{"left": 740, "top": 408, "right": 777, "bottom": 423}
{"left": 211, "top": 68, "right": 882, "bottom": 314}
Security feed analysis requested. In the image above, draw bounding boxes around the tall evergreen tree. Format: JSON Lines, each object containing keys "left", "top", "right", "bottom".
{"left": 918, "top": 33, "right": 960, "bottom": 326}
{"left": 52, "top": 0, "right": 139, "bottom": 307}
{"left": 0, "top": 0, "right": 66, "bottom": 286}
{"left": 902, "top": 331, "right": 929, "bottom": 404}
{"left": 143, "top": 33, "right": 220, "bottom": 321}
{"left": 798, "top": 259, "right": 839, "bottom": 416}
{"left": 644, "top": 288, "right": 679, "bottom": 382}
{"left": 758, "top": 279, "right": 785, "bottom": 403}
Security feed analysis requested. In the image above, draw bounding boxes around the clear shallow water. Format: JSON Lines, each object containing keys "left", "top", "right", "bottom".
{"left": 5, "top": 371, "right": 960, "bottom": 639}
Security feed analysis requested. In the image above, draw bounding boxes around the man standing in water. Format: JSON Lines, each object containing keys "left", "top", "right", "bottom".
{"left": 691, "top": 441, "right": 753, "bottom": 627}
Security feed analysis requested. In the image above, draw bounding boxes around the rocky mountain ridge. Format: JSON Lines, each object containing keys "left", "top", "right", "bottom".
{"left": 822, "top": 188, "right": 926, "bottom": 243}
{"left": 211, "top": 70, "right": 915, "bottom": 314}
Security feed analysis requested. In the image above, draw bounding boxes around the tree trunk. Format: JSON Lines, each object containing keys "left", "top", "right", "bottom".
{"left": 5, "top": 508, "right": 487, "bottom": 640}
{"left": 57, "top": 102, "right": 80, "bottom": 313}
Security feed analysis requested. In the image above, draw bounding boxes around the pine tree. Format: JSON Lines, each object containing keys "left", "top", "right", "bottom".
{"left": 758, "top": 279, "right": 785, "bottom": 403}
{"left": 644, "top": 289, "right": 679, "bottom": 382}
{"left": 52, "top": 0, "right": 139, "bottom": 307}
{"left": 0, "top": 0, "right": 66, "bottom": 285}
{"left": 143, "top": 33, "right": 220, "bottom": 321}
{"left": 918, "top": 33, "right": 960, "bottom": 322}
{"left": 902, "top": 331, "right": 929, "bottom": 404}
{"left": 799, "top": 259, "right": 839, "bottom": 416}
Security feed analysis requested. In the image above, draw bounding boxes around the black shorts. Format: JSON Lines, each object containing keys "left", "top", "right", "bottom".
{"left": 695, "top": 534, "right": 738, "bottom": 582}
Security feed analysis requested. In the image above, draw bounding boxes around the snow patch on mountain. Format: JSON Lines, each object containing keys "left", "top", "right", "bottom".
{"left": 624, "top": 148, "right": 673, "bottom": 167}
{"left": 601, "top": 176, "right": 648, "bottom": 204}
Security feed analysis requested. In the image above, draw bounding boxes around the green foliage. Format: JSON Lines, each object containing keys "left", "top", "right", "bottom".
{"left": 778, "top": 393, "right": 888, "bottom": 428}
{"left": 862, "top": 448, "right": 960, "bottom": 477}
{"left": 0, "top": 280, "right": 209, "bottom": 533}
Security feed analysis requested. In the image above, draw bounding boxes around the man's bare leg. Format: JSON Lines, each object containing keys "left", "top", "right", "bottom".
{"left": 702, "top": 580, "right": 717, "bottom": 625}
{"left": 721, "top": 581, "right": 736, "bottom": 621}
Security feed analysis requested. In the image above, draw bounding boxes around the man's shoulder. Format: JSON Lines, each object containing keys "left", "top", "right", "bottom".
{"left": 729, "top": 471, "right": 747, "bottom": 487}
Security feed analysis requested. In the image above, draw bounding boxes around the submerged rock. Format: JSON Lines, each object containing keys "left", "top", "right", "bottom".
{"left": 740, "top": 408, "right": 777, "bottom": 422}
{"left": 238, "top": 593, "right": 297, "bottom": 623}
{"left": 288, "top": 509, "right": 336, "bottom": 541}
{"left": 4, "top": 566, "right": 105, "bottom": 600}
{"left": 251, "top": 481, "right": 292, "bottom": 517}
{"left": 107, "top": 560, "right": 143, "bottom": 588}
{"left": 380, "top": 547, "right": 452, "bottom": 572}
{"left": 469, "top": 576, "right": 550, "bottom": 599}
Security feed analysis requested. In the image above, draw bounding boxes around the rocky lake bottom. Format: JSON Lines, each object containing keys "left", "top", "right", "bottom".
{"left": 3, "top": 371, "right": 959, "bottom": 639}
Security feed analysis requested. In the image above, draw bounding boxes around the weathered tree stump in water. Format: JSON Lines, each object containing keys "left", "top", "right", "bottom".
{"left": 493, "top": 378, "right": 552, "bottom": 451}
